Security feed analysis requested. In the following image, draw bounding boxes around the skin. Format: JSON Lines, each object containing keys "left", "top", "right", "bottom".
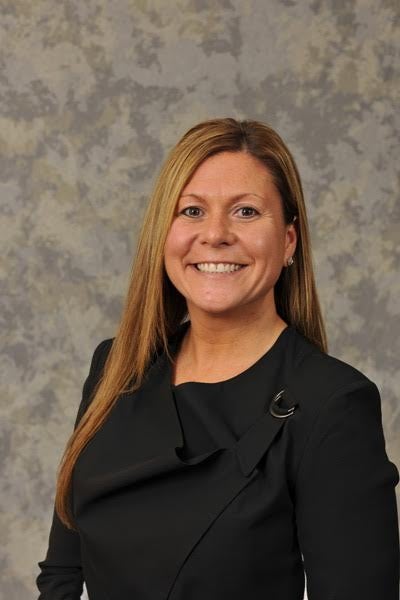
{"left": 163, "top": 151, "right": 297, "bottom": 382}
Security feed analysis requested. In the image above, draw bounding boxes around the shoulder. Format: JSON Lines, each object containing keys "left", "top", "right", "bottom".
{"left": 74, "top": 337, "right": 115, "bottom": 428}
{"left": 299, "top": 350, "right": 372, "bottom": 392}
{"left": 284, "top": 329, "right": 385, "bottom": 482}
{"left": 82, "top": 337, "right": 115, "bottom": 393}
{"left": 288, "top": 327, "right": 376, "bottom": 413}
{"left": 91, "top": 337, "right": 114, "bottom": 373}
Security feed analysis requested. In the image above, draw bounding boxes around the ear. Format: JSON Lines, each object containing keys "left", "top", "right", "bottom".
{"left": 285, "top": 221, "right": 297, "bottom": 258}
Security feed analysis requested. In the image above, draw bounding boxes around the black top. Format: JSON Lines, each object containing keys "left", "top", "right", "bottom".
{"left": 36, "top": 322, "right": 400, "bottom": 599}
{"left": 171, "top": 324, "right": 293, "bottom": 458}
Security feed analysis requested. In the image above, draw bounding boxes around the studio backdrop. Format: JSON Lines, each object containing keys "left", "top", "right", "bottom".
{"left": 1, "top": 1, "right": 399, "bottom": 597}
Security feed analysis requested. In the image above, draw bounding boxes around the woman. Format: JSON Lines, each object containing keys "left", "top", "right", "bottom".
{"left": 36, "top": 118, "right": 399, "bottom": 599}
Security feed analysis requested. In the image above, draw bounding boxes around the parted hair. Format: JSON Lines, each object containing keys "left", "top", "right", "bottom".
{"left": 55, "top": 117, "right": 328, "bottom": 529}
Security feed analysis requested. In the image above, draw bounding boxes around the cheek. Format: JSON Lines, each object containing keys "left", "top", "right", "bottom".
{"left": 251, "top": 231, "right": 280, "bottom": 254}
{"left": 164, "top": 223, "right": 191, "bottom": 259}
{"left": 249, "top": 228, "right": 285, "bottom": 267}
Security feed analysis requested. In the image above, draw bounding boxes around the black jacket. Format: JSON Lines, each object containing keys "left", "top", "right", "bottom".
{"left": 36, "top": 322, "right": 400, "bottom": 599}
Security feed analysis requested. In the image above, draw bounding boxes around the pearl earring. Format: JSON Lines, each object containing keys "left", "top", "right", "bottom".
{"left": 286, "top": 256, "right": 294, "bottom": 267}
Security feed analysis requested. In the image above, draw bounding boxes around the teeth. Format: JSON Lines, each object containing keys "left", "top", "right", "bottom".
{"left": 195, "top": 263, "right": 245, "bottom": 273}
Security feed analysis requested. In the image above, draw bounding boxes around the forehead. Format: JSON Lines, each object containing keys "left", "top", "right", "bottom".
{"left": 181, "top": 151, "right": 277, "bottom": 198}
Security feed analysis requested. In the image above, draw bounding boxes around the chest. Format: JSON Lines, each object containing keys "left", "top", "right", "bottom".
{"left": 73, "top": 378, "right": 303, "bottom": 599}
{"left": 171, "top": 349, "right": 264, "bottom": 385}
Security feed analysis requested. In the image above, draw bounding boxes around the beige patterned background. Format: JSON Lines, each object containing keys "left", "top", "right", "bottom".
{"left": 1, "top": 0, "right": 399, "bottom": 597}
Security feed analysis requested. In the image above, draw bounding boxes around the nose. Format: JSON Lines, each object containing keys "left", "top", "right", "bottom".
{"left": 198, "top": 211, "right": 236, "bottom": 246}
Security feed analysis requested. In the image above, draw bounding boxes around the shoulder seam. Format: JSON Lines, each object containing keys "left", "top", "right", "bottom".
{"left": 293, "top": 377, "right": 376, "bottom": 489}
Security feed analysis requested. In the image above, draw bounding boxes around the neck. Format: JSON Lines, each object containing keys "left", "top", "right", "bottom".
{"left": 177, "top": 313, "right": 288, "bottom": 371}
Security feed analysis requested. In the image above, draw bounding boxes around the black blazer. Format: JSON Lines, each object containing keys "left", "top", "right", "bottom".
{"left": 37, "top": 323, "right": 400, "bottom": 599}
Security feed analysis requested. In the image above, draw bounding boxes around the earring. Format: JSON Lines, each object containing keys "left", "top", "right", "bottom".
{"left": 286, "top": 256, "right": 294, "bottom": 267}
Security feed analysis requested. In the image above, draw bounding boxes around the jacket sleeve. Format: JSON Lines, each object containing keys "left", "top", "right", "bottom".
{"left": 36, "top": 338, "right": 112, "bottom": 599}
{"left": 295, "top": 379, "right": 400, "bottom": 599}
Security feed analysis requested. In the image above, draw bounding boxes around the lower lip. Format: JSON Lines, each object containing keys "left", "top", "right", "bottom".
{"left": 190, "top": 265, "right": 248, "bottom": 276}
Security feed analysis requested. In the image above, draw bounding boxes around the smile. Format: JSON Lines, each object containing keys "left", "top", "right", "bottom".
{"left": 190, "top": 264, "right": 248, "bottom": 275}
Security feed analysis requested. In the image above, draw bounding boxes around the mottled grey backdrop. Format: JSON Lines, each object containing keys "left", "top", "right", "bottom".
{"left": 1, "top": 0, "right": 399, "bottom": 598}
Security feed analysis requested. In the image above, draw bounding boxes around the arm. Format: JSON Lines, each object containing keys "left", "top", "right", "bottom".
{"left": 36, "top": 338, "right": 111, "bottom": 599}
{"left": 295, "top": 379, "right": 400, "bottom": 599}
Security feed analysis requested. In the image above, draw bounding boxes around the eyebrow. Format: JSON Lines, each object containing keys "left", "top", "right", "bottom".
{"left": 179, "top": 193, "right": 267, "bottom": 202}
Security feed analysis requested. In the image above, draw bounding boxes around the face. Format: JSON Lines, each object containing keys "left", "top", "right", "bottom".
{"left": 163, "top": 151, "right": 297, "bottom": 320}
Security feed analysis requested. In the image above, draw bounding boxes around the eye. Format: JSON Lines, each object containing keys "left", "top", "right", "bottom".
{"left": 179, "top": 206, "right": 260, "bottom": 217}
{"left": 180, "top": 206, "right": 202, "bottom": 217}
{"left": 237, "top": 206, "right": 259, "bottom": 217}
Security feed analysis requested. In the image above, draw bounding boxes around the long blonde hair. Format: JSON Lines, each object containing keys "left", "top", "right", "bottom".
{"left": 55, "top": 117, "right": 328, "bottom": 529}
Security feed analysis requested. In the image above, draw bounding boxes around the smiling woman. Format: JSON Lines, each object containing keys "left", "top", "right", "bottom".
{"left": 163, "top": 149, "right": 298, "bottom": 383}
{"left": 36, "top": 118, "right": 399, "bottom": 600}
